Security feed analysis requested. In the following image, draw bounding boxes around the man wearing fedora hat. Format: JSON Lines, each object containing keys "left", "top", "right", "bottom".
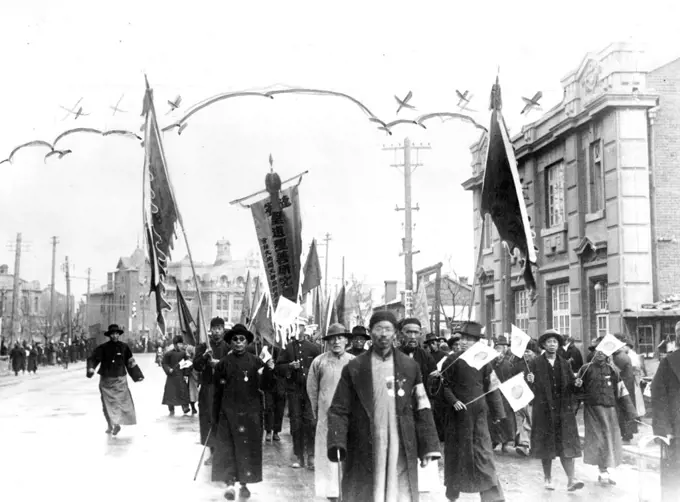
{"left": 86, "top": 324, "right": 144, "bottom": 436}
{"left": 307, "top": 323, "right": 355, "bottom": 501}
{"left": 347, "top": 325, "right": 370, "bottom": 357}
{"left": 275, "top": 316, "right": 321, "bottom": 469}
{"left": 526, "top": 329, "right": 584, "bottom": 492}
{"left": 212, "top": 324, "right": 275, "bottom": 500}
{"left": 441, "top": 321, "right": 505, "bottom": 501}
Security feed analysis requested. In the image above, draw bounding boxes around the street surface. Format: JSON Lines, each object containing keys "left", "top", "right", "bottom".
{"left": 1, "top": 353, "right": 660, "bottom": 501}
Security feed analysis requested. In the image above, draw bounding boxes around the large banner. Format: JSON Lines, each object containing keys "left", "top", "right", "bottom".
{"left": 251, "top": 186, "right": 303, "bottom": 311}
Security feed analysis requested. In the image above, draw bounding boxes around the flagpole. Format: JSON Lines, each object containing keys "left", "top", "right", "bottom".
{"left": 467, "top": 215, "right": 486, "bottom": 322}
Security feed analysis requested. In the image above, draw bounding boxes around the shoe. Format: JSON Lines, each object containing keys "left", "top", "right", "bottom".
{"left": 112, "top": 424, "right": 121, "bottom": 436}
{"left": 515, "top": 446, "right": 530, "bottom": 457}
{"left": 568, "top": 479, "right": 585, "bottom": 491}
{"left": 307, "top": 455, "right": 315, "bottom": 471}
{"left": 544, "top": 479, "right": 555, "bottom": 491}
{"left": 291, "top": 462, "right": 302, "bottom": 469}
{"left": 501, "top": 443, "right": 513, "bottom": 454}
{"left": 598, "top": 473, "right": 615, "bottom": 486}
{"left": 105, "top": 427, "right": 112, "bottom": 434}
{"left": 224, "top": 485, "right": 236, "bottom": 500}
{"left": 273, "top": 432, "right": 281, "bottom": 442}
{"left": 265, "top": 432, "right": 272, "bottom": 442}
{"left": 239, "top": 485, "right": 251, "bottom": 499}
{"left": 169, "top": 410, "right": 175, "bottom": 416}
{"left": 191, "top": 407, "right": 198, "bottom": 415}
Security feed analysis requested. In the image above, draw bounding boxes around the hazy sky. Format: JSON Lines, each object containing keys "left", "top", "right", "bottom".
{"left": 0, "top": 0, "right": 678, "bottom": 304}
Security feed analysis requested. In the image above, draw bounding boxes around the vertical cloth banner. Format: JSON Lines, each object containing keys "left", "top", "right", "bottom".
{"left": 301, "top": 239, "right": 322, "bottom": 299}
{"left": 176, "top": 283, "right": 199, "bottom": 346}
{"left": 413, "top": 278, "right": 431, "bottom": 335}
{"left": 251, "top": 186, "right": 303, "bottom": 311}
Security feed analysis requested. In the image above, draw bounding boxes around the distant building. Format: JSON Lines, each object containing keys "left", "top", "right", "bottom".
{"left": 372, "top": 280, "right": 407, "bottom": 321}
{"left": 462, "top": 41, "right": 680, "bottom": 359}
{"left": 424, "top": 275, "right": 473, "bottom": 331}
{"left": 87, "top": 239, "right": 262, "bottom": 344}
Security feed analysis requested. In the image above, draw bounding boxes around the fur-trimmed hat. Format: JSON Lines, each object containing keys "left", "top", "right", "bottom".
{"left": 369, "top": 311, "right": 399, "bottom": 331}
{"left": 539, "top": 329, "right": 563, "bottom": 348}
{"left": 210, "top": 317, "right": 225, "bottom": 328}
{"left": 351, "top": 325, "right": 371, "bottom": 340}
{"left": 224, "top": 324, "right": 254, "bottom": 344}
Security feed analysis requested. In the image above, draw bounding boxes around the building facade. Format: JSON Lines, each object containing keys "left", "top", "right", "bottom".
{"left": 88, "top": 239, "right": 262, "bottom": 343}
{"left": 463, "top": 42, "right": 680, "bottom": 358}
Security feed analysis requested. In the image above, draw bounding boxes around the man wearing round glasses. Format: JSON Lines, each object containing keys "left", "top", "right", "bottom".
{"left": 327, "top": 311, "right": 440, "bottom": 502}
{"left": 211, "top": 324, "right": 275, "bottom": 500}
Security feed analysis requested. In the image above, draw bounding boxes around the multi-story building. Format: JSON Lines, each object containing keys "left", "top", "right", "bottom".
{"left": 463, "top": 42, "right": 680, "bottom": 359}
{"left": 87, "top": 239, "right": 262, "bottom": 344}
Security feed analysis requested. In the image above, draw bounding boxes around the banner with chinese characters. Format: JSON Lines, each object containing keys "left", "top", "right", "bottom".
{"left": 251, "top": 186, "right": 303, "bottom": 311}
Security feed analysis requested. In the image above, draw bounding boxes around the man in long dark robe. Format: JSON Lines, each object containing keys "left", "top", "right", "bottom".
{"left": 489, "top": 335, "right": 517, "bottom": 452}
{"left": 86, "top": 324, "right": 143, "bottom": 435}
{"left": 275, "top": 318, "right": 321, "bottom": 469}
{"left": 9, "top": 342, "right": 26, "bottom": 376}
{"left": 424, "top": 332, "right": 449, "bottom": 441}
{"left": 161, "top": 335, "right": 190, "bottom": 415}
{"left": 527, "top": 329, "right": 584, "bottom": 492}
{"left": 399, "top": 318, "right": 437, "bottom": 386}
{"left": 212, "top": 324, "right": 274, "bottom": 500}
{"left": 262, "top": 343, "right": 285, "bottom": 442}
{"left": 651, "top": 333, "right": 680, "bottom": 502}
{"left": 193, "top": 316, "right": 230, "bottom": 465}
{"left": 441, "top": 321, "right": 505, "bottom": 502}
{"left": 346, "top": 326, "right": 370, "bottom": 357}
{"left": 327, "top": 310, "right": 440, "bottom": 502}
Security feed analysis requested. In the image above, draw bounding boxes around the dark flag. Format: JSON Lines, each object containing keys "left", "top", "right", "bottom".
{"left": 251, "top": 293, "right": 278, "bottom": 348}
{"left": 142, "top": 77, "right": 179, "bottom": 336}
{"left": 176, "top": 284, "right": 198, "bottom": 346}
{"left": 335, "top": 285, "right": 346, "bottom": 328}
{"left": 301, "top": 239, "right": 322, "bottom": 298}
{"left": 313, "top": 288, "right": 322, "bottom": 327}
{"left": 480, "top": 77, "right": 538, "bottom": 293}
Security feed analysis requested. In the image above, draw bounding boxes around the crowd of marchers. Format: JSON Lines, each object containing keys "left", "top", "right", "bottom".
{"left": 1, "top": 336, "right": 94, "bottom": 375}
{"left": 82, "top": 315, "right": 680, "bottom": 502}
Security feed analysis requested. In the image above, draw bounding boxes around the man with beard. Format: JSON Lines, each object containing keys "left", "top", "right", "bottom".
{"left": 327, "top": 310, "right": 440, "bottom": 502}
{"left": 399, "top": 318, "right": 436, "bottom": 390}
{"left": 193, "top": 316, "right": 230, "bottom": 465}
{"left": 212, "top": 324, "right": 274, "bottom": 500}
{"left": 276, "top": 317, "right": 321, "bottom": 469}
{"left": 161, "top": 335, "right": 191, "bottom": 415}
{"left": 86, "top": 324, "right": 144, "bottom": 435}
{"left": 307, "top": 323, "right": 355, "bottom": 502}
{"left": 347, "top": 326, "right": 370, "bottom": 356}
{"left": 526, "top": 329, "right": 584, "bottom": 492}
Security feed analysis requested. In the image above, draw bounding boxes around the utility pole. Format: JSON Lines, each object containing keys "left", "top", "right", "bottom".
{"left": 7, "top": 233, "right": 30, "bottom": 343}
{"left": 320, "top": 233, "right": 332, "bottom": 302}
{"left": 49, "top": 236, "right": 59, "bottom": 339}
{"left": 85, "top": 267, "right": 91, "bottom": 334}
{"left": 62, "top": 257, "right": 72, "bottom": 343}
{"left": 384, "top": 137, "right": 430, "bottom": 314}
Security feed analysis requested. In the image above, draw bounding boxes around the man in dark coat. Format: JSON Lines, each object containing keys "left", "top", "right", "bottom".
{"left": 612, "top": 341, "right": 638, "bottom": 442}
{"left": 527, "top": 329, "right": 584, "bottom": 492}
{"left": 399, "top": 318, "right": 437, "bottom": 390}
{"left": 327, "top": 310, "right": 440, "bottom": 502}
{"left": 212, "top": 324, "right": 274, "bottom": 500}
{"left": 275, "top": 317, "right": 321, "bottom": 468}
{"left": 489, "top": 335, "right": 517, "bottom": 452}
{"left": 424, "top": 331, "right": 449, "bottom": 441}
{"left": 651, "top": 338, "right": 680, "bottom": 501}
{"left": 560, "top": 334, "right": 584, "bottom": 375}
{"left": 26, "top": 344, "right": 38, "bottom": 373}
{"left": 346, "top": 326, "right": 370, "bottom": 357}
{"left": 262, "top": 343, "right": 285, "bottom": 442}
{"left": 86, "top": 324, "right": 144, "bottom": 435}
{"left": 193, "top": 316, "right": 230, "bottom": 465}
{"left": 9, "top": 342, "right": 26, "bottom": 376}
{"left": 442, "top": 321, "right": 506, "bottom": 501}
{"left": 161, "top": 335, "right": 191, "bottom": 415}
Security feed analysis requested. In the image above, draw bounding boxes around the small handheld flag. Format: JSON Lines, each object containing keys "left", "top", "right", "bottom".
{"left": 596, "top": 333, "right": 626, "bottom": 357}
{"left": 510, "top": 324, "right": 531, "bottom": 358}
{"left": 499, "top": 373, "right": 535, "bottom": 412}
{"left": 459, "top": 341, "right": 500, "bottom": 370}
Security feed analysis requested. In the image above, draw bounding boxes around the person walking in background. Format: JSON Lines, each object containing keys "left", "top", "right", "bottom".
{"left": 560, "top": 334, "right": 584, "bottom": 375}
{"left": 26, "top": 344, "right": 38, "bottom": 374}
{"left": 161, "top": 335, "right": 191, "bottom": 415}
{"left": 513, "top": 339, "right": 540, "bottom": 457}
{"left": 346, "top": 326, "right": 370, "bottom": 357}
{"left": 307, "top": 323, "right": 354, "bottom": 502}
{"left": 612, "top": 337, "right": 638, "bottom": 443}
{"left": 526, "top": 329, "right": 584, "bottom": 492}
{"left": 489, "top": 335, "right": 516, "bottom": 453}
{"left": 262, "top": 342, "right": 285, "bottom": 443}
{"left": 185, "top": 345, "right": 199, "bottom": 415}
{"left": 9, "top": 342, "right": 26, "bottom": 376}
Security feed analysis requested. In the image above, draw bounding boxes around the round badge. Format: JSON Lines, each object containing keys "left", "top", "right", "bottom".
{"left": 511, "top": 385, "right": 524, "bottom": 400}
{"left": 220, "top": 379, "right": 226, "bottom": 385}
{"left": 244, "top": 376, "right": 249, "bottom": 382}
{"left": 398, "top": 389, "right": 405, "bottom": 397}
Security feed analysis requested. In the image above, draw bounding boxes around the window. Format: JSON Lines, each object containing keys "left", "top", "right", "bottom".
{"left": 233, "top": 296, "right": 244, "bottom": 318}
{"left": 550, "top": 283, "right": 570, "bottom": 336}
{"left": 482, "top": 214, "right": 493, "bottom": 249}
{"left": 546, "top": 162, "right": 565, "bottom": 227}
{"left": 638, "top": 325, "right": 654, "bottom": 358}
{"left": 514, "top": 290, "right": 529, "bottom": 332}
{"left": 594, "top": 281, "right": 608, "bottom": 339}
{"left": 589, "top": 140, "right": 605, "bottom": 212}
{"left": 485, "top": 295, "right": 495, "bottom": 338}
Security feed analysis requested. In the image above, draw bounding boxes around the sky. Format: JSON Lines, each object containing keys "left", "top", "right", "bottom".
{"left": 0, "top": 0, "right": 678, "bottom": 305}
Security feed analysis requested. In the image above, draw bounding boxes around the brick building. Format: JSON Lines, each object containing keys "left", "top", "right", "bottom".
{"left": 88, "top": 239, "right": 261, "bottom": 344}
{"left": 462, "top": 42, "right": 680, "bottom": 359}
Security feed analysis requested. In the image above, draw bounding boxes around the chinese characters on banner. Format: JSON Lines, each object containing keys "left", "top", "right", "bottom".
{"left": 251, "top": 186, "right": 303, "bottom": 311}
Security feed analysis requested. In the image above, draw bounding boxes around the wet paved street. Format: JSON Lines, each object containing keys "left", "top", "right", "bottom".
{"left": 1, "top": 353, "right": 660, "bottom": 501}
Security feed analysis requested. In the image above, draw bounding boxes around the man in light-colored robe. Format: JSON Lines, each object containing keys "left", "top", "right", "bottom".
{"left": 307, "top": 323, "right": 355, "bottom": 501}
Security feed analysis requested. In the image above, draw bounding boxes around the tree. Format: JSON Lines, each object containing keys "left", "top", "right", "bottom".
{"left": 345, "top": 277, "right": 374, "bottom": 328}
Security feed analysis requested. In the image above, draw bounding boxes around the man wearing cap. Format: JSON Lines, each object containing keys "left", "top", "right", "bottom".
{"left": 488, "top": 335, "right": 517, "bottom": 453}
{"left": 441, "top": 321, "right": 506, "bottom": 501}
{"left": 212, "top": 324, "right": 275, "bottom": 500}
{"left": 347, "top": 325, "right": 370, "bottom": 357}
{"left": 612, "top": 334, "right": 638, "bottom": 443}
{"left": 194, "top": 316, "right": 231, "bottom": 464}
{"left": 327, "top": 310, "right": 440, "bottom": 502}
{"left": 399, "top": 318, "right": 437, "bottom": 392}
{"left": 161, "top": 335, "right": 191, "bottom": 415}
{"left": 424, "top": 332, "right": 448, "bottom": 364}
{"left": 307, "top": 323, "right": 355, "bottom": 502}
{"left": 424, "top": 331, "right": 449, "bottom": 441}
{"left": 275, "top": 316, "right": 322, "bottom": 468}
{"left": 526, "top": 329, "right": 583, "bottom": 492}
{"left": 86, "top": 324, "right": 144, "bottom": 436}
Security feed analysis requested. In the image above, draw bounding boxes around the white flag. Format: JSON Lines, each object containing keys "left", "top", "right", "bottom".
{"left": 274, "top": 296, "right": 303, "bottom": 327}
{"left": 510, "top": 324, "right": 531, "bottom": 358}
{"left": 260, "top": 346, "right": 272, "bottom": 364}
{"left": 499, "top": 373, "right": 535, "bottom": 412}
{"left": 459, "top": 341, "right": 500, "bottom": 370}
{"left": 437, "top": 353, "right": 450, "bottom": 372}
{"left": 596, "top": 333, "right": 626, "bottom": 357}
{"left": 414, "top": 278, "right": 431, "bottom": 335}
